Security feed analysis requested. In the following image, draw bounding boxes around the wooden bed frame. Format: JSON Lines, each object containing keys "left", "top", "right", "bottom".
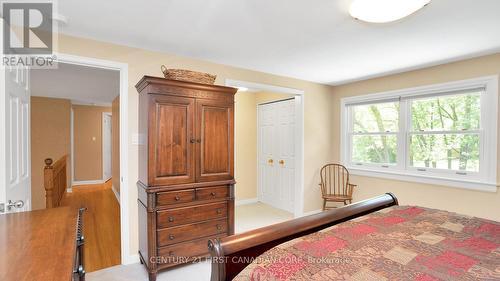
{"left": 208, "top": 193, "right": 398, "bottom": 281}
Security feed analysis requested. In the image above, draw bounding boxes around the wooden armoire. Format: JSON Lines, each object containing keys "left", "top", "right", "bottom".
{"left": 136, "top": 76, "right": 237, "bottom": 281}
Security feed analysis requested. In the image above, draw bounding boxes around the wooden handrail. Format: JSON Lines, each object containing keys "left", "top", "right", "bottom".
{"left": 44, "top": 155, "right": 68, "bottom": 208}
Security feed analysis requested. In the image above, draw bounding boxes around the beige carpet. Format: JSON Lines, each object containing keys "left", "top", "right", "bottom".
{"left": 87, "top": 202, "right": 293, "bottom": 281}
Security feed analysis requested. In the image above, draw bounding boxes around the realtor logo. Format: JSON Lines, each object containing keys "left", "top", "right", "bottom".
{"left": 2, "top": 2, "right": 53, "bottom": 54}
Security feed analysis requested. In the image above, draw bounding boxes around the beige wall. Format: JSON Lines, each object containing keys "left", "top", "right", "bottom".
{"left": 31, "top": 97, "right": 71, "bottom": 210}
{"left": 234, "top": 91, "right": 292, "bottom": 200}
{"left": 234, "top": 92, "right": 257, "bottom": 200}
{"left": 73, "top": 105, "right": 112, "bottom": 181}
{"left": 255, "top": 91, "right": 292, "bottom": 104}
{"left": 332, "top": 53, "right": 500, "bottom": 222}
{"left": 57, "top": 33, "right": 334, "bottom": 258}
{"left": 112, "top": 97, "right": 120, "bottom": 194}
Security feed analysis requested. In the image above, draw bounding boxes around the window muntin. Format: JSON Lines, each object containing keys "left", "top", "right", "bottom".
{"left": 408, "top": 92, "right": 481, "bottom": 174}
{"left": 350, "top": 102, "right": 399, "bottom": 166}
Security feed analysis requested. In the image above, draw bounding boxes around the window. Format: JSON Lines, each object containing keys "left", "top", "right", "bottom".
{"left": 351, "top": 101, "right": 399, "bottom": 166}
{"left": 341, "top": 76, "right": 498, "bottom": 192}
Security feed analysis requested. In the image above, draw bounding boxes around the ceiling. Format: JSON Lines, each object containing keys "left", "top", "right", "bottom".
{"left": 58, "top": 0, "right": 500, "bottom": 85}
{"left": 31, "top": 63, "right": 120, "bottom": 105}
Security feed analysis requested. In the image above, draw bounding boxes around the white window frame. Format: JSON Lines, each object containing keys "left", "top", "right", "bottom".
{"left": 340, "top": 76, "right": 498, "bottom": 192}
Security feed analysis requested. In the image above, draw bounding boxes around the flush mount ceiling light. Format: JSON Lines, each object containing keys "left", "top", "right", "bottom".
{"left": 349, "top": 0, "right": 431, "bottom": 23}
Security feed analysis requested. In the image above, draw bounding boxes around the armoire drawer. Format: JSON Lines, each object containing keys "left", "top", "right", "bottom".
{"left": 157, "top": 218, "right": 227, "bottom": 247}
{"left": 156, "top": 234, "right": 227, "bottom": 265}
{"left": 157, "top": 202, "right": 227, "bottom": 228}
{"left": 157, "top": 189, "right": 195, "bottom": 206}
{"left": 195, "top": 186, "right": 229, "bottom": 201}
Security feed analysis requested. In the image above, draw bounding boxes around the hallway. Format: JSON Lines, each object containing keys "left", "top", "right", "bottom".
{"left": 60, "top": 181, "right": 121, "bottom": 272}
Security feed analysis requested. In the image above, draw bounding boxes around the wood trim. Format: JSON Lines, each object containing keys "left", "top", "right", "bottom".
{"left": 136, "top": 76, "right": 238, "bottom": 94}
{"left": 208, "top": 193, "right": 399, "bottom": 281}
{"left": 137, "top": 179, "right": 236, "bottom": 193}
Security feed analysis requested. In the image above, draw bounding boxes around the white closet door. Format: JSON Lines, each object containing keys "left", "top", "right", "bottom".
{"left": 258, "top": 98, "right": 295, "bottom": 213}
{"left": 275, "top": 99, "right": 295, "bottom": 212}
{"left": 258, "top": 103, "right": 278, "bottom": 207}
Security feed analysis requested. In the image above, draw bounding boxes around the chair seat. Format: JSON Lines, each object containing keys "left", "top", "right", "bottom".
{"left": 323, "top": 194, "right": 352, "bottom": 201}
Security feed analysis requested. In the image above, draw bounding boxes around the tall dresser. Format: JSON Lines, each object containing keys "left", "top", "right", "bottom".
{"left": 136, "top": 76, "right": 237, "bottom": 281}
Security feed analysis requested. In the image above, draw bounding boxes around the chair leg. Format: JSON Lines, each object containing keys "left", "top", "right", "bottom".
{"left": 323, "top": 199, "right": 326, "bottom": 211}
{"left": 343, "top": 200, "right": 347, "bottom": 205}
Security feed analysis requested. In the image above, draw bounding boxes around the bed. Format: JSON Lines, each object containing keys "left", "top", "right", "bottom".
{"left": 208, "top": 193, "right": 500, "bottom": 281}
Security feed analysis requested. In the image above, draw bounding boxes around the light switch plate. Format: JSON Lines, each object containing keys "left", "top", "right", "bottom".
{"left": 132, "top": 133, "right": 145, "bottom": 145}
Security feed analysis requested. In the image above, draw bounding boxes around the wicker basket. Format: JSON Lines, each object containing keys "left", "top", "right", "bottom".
{"left": 161, "top": 65, "right": 216, "bottom": 85}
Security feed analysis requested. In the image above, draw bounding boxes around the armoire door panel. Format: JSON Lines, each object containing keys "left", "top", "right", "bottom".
{"left": 196, "top": 99, "right": 234, "bottom": 182}
{"left": 150, "top": 95, "right": 195, "bottom": 185}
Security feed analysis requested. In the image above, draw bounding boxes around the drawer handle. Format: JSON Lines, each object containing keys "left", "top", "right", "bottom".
{"left": 168, "top": 216, "right": 174, "bottom": 222}
{"left": 210, "top": 192, "right": 216, "bottom": 197}
{"left": 216, "top": 209, "right": 222, "bottom": 215}
{"left": 216, "top": 224, "right": 222, "bottom": 231}
{"left": 174, "top": 196, "right": 180, "bottom": 201}
{"left": 169, "top": 234, "right": 175, "bottom": 240}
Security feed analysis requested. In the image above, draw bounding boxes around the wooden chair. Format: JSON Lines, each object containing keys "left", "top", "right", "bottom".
{"left": 319, "top": 164, "right": 356, "bottom": 210}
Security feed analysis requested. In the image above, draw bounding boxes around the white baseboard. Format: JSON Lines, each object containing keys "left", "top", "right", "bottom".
{"left": 72, "top": 180, "right": 105, "bottom": 186}
{"left": 122, "top": 254, "right": 140, "bottom": 265}
{"left": 112, "top": 185, "right": 120, "bottom": 204}
{"left": 300, "top": 209, "right": 323, "bottom": 217}
{"left": 66, "top": 188, "right": 73, "bottom": 193}
{"left": 235, "top": 198, "right": 258, "bottom": 206}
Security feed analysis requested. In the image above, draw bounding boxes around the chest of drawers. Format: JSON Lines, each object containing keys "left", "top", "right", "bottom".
{"left": 136, "top": 76, "right": 237, "bottom": 281}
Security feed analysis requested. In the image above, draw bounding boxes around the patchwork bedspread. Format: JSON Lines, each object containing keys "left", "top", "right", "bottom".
{"left": 234, "top": 206, "right": 500, "bottom": 280}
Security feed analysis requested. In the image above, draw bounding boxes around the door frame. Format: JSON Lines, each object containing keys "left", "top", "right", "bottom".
{"left": 53, "top": 53, "right": 134, "bottom": 265}
{"left": 102, "top": 112, "right": 112, "bottom": 182}
{"left": 226, "top": 79, "right": 305, "bottom": 218}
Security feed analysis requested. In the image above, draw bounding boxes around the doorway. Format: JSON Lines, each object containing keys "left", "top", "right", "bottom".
{"left": 30, "top": 61, "right": 122, "bottom": 271}
{"left": 1, "top": 54, "right": 133, "bottom": 267}
{"left": 227, "top": 79, "right": 305, "bottom": 218}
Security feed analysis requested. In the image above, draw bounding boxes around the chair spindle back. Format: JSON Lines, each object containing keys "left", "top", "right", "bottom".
{"left": 320, "top": 164, "right": 350, "bottom": 196}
